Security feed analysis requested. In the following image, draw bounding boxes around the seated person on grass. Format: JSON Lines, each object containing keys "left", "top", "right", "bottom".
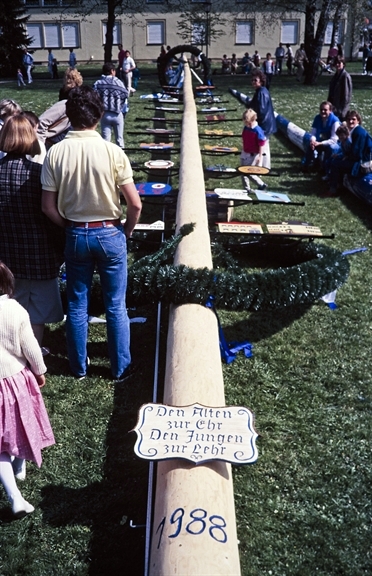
{"left": 325, "top": 110, "right": 372, "bottom": 197}
{"left": 301, "top": 101, "right": 340, "bottom": 173}
{"left": 322, "top": 123, "right": 350, "bottom": 182}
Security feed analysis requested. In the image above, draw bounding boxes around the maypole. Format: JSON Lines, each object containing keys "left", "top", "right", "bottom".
{"left": 149, "top": 59, "right": 241, "bottom": 575}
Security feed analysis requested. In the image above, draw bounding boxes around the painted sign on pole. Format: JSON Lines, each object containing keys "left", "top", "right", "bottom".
{"left": 133, "top": 403, "right": 258, "bottom": 465}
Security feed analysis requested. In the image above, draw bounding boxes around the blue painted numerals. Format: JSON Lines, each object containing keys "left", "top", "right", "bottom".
{"left": 156, "top": 507, "right": 227, "bottom": 548}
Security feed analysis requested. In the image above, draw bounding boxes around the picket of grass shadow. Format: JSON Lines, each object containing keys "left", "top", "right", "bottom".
{"left": 149, "top": 60, "right": 241, "bottom": 575}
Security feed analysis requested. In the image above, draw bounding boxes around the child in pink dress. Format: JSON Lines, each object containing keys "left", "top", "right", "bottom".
{"left": 0, "top": 261, "right": 55, "bottom": 518}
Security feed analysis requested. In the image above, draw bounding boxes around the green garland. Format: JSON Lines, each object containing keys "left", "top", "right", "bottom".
{"left": 60, "top": 224, "right": 350, "bottom": 314}
{"left": 127, "top": 225, "right": 350, "bottom": 311}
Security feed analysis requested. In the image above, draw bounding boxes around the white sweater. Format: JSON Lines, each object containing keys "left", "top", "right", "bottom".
{"left": 0, "top": 295, "right": 46, "bottom": 378}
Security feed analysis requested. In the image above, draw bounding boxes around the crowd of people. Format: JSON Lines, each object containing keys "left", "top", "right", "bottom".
{"left": 0, "top": 53, "right": 142, "bottom": 517}
{"left": 294, "top": 54, "right": 371, "bottom": 198}
{"left": 221, "top": 42, "right": 345, "bottom": 83}
{"left": 18, "top": 47, "right": 77, "bottom": 87}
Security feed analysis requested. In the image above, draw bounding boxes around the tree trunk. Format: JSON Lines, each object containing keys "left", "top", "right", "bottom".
{"left": 104, "top": 0, "right": 119, "bottom": 63}
{"left": 304, "top": 0, "right": 317, "bottom": 85}
{"left": 330, "top": 2, "right": 343, "bottom": 47}
{"left": 304, "top": 0, "right": 333, "bottom": 85}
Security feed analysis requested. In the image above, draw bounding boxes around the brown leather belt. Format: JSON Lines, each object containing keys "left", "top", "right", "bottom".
{"left": 68, "top": 219, "right": 121, "bottom": 228}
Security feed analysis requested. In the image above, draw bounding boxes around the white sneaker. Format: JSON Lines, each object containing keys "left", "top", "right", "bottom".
{"left": 10, "top": 495, "right": 34, "bottom": 518}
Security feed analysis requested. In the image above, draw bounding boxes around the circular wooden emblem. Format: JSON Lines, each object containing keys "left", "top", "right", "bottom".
{"left": 237, "top": 165, "right": 270, "bottom": 175}
{"left": 136, "top": 182, "right": 172, "bottom": 196}
{"left": 144, "top": 160, "right": 174, "bottom": 169}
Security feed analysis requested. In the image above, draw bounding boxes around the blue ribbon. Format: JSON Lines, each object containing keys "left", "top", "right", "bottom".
{"left": 205, "top": 295, "right": 253, "bottom": 364}
{"left": 342, "top": 247, "right": 367, "bottom": 256}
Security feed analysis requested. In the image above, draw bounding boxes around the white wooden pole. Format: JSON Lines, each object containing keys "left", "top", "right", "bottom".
{"left": 149, "top": 60, "right": 241, "bottom": 576}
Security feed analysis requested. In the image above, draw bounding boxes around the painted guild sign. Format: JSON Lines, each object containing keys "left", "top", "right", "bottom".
{"left": 133, "top": 403, "right": 258, "bottom": 465}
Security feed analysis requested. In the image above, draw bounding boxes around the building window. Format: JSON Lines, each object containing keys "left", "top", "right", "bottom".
{"left": 281, "top": 20, "right": 299, "bottom": 45}
{"left": 325, "top": 20, "right": 345, "bottom": 45}
{"left": 147, "top": 21, "right": 165, "bottom": 45}
{"left": 23, "top": 0, "right": 76, "bottom": 5}
{"left": 26, "top": 22, "right": 79, "bottom": 48}
{"left": 62, "top": 24, "right": 79, "bottom": 47}
{"left": 102, "top": 22, "right": 121, "bottom": 46}
{"left": 191, "top": 22, "right": 206, "bottom": 45}
{"left": 27, "top": 24, "right": 43, "bottom": 48}
{"left": 235, "top": 21, "right": 253, "bottom": 45}
{"left": 44, "top": 23, "right": 59, "bottom": 47}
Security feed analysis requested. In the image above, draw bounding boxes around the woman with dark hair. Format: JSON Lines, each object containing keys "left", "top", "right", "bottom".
{"left": 325, "top": 110, "right": 372, "bottom": 197}
{"left": 243, "top": 69, "right": 276, "bottom": 168}
{"left": 0, "top": 115, "right": 63, "bottom": 346}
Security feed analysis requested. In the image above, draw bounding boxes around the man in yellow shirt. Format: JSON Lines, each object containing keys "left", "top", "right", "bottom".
{"left": 41, "top": 86, "right": 142, "bottom": 380}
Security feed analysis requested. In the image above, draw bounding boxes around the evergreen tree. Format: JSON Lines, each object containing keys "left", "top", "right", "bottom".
{"left": 0, "top": 0, "right": 31, "bottom": 77}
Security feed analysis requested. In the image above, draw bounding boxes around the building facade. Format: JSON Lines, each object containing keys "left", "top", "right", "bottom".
{"left": 22, "top": 0, "right": 353, "bottom": 64}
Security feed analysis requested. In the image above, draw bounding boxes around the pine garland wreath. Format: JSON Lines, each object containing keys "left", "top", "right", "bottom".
{"left": 60, "top": 224, "right": 350, "bottom": 314}
{"left": 127, "top": 225, "right": 350, "bottom": 310}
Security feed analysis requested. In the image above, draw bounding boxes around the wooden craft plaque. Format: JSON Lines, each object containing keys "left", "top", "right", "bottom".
{"left": 214, "top": 188, "right": 252, "bottom": 200}
{"left": 266, "top": 222, "right": 323, "bottom": 236}
{"left": 144, "top": 160, "right": 174, "bottom": 169}
{"left": 145, "top": 128, "right": 178, "bottom": 134}
{"left": 206, "top": 165, "right": 237, "bottom": 173}
{"left": 204, "top": 129, "right": 234, "bottom": 136}
{"left": 205, "top": 114, "right": 226, "bottom": 121}
{"left": 217, "top": 222, "right": 263, "bottom": 234}
{"left": 204, "top": 145, "right": 239, "bottom": 153}
{"left": 253, "top": 190, "right": 291, "bottom": 203}
{"left": 196, "top": 85, "right": 216, "bottom": 90}
{"left": 134, "top": 221, "right": 165, "bottom": 230}
{"left": 154, "top": 106, "right": 181, "bottom": 111}
{"left": 201, "top": 107, "right": 227, "bottom": 113}
{"left": 237, "top": 165, "right": 270, "bottom": 175}
{"left": 140, "top": 142, "right": 174, "bottom": 150}
{"left": 136, "top": 182, "right": 172, "bottom": 196}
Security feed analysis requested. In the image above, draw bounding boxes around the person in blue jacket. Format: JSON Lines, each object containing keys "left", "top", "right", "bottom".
{"left": 301, "top": 101, "right": 340, "bottom": 172}
{"left": 243, "top": 69, "right": 276, "bottom": 168}
{"left": 325, "top": 110, "right": 372, "bottom": 197}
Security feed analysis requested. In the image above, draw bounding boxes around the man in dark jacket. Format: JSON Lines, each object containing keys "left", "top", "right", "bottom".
{"left": 328, "top": 56, "right": 352, "bottom": 121}
{"left": 244, "top": 70, "right": 276, "bottom": 168}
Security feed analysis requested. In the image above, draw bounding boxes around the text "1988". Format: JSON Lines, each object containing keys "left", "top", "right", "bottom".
{"left": 156, "top": 507, "right": 227, "bottom": 548}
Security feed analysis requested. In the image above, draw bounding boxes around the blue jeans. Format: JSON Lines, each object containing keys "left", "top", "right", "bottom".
{"left": 303, "top": 142, "right": 339, "bottom": 172}
{"left": 101, "top": 111, "right": 124, "bottom": 148}
{"left": 329, "top": 156, "right": 354, "bottom": 192}
{"left": 65, "top": 224, "right": 130, "bottom": 378}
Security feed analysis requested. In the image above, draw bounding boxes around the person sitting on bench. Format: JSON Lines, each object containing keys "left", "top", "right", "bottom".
{"left": 301, "top": 101, "right": 340, "bottom": 173}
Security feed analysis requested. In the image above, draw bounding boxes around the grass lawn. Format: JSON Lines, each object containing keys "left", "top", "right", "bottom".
{"left": 0, "top": 63, "right": 371, "bottom": 575}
